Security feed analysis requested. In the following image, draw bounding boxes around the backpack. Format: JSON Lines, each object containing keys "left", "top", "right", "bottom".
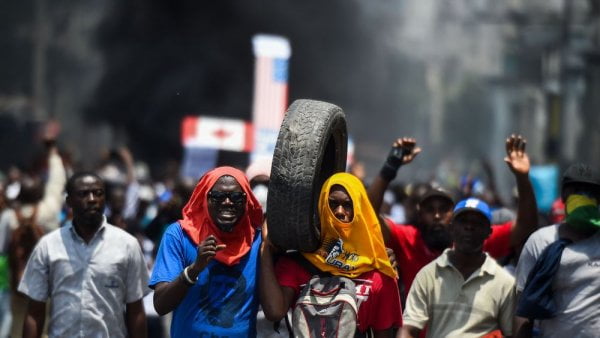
{"left": 292, "top": 274, "right": 358, "bottom": 338}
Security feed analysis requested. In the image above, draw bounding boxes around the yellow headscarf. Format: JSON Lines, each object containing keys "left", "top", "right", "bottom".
{"left": 302, "top": 173, "right": 397, "bottom": 279}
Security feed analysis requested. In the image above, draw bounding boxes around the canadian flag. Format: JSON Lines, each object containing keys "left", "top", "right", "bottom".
{"left": 181, "top": 116, "right": 253, "bottom": 152}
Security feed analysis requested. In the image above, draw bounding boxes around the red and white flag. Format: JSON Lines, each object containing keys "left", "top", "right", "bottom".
{"left": 181, "top": 116, "right": 253, "bottom": 152}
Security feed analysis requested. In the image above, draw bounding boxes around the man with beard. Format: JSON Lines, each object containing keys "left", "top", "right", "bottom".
{"left": 368, "top": 135, "right": 537, "bottom": 298}
{"left": 400, "top": 198, "right": 516, "bottom": 337}
{"left": 150, "top": 167, "right": 264, "bottom": 337}
{"left": 18, "top": 172, "right": 149, "bottom": 338}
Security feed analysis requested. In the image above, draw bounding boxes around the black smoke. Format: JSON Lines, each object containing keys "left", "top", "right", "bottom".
{"left": 85, "top": 0, "right": 423, "bottom": 173}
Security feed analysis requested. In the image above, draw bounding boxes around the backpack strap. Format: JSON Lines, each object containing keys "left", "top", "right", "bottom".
{"left": 516, "top": 237, "right": 572, "bottom": 319}
{"left": 284, "top": 311, "right": 293, "bottom": 336}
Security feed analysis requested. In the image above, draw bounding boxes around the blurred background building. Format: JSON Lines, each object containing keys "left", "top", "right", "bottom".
{"left": 0, "top": 0, "right": 598, "bottom": 201}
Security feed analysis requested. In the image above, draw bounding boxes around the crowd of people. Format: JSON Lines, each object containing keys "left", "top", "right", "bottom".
{"left": 0, "top": 131, "right": 598, "bottom": 338}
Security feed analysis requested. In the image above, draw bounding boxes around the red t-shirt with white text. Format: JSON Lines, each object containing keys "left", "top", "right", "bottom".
{"left": 274, "top": 256, "right": 403, "bottom": 333}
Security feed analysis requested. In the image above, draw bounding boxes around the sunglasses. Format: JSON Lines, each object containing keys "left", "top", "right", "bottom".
{"left": 208, "top": 191, "right": 247, "bottom": 204}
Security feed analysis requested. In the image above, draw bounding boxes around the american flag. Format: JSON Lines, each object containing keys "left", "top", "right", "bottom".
{"left": 252, "top": 56, "right": 288, "bottom": 129}
{"left": 251, "top": 35, "right": 291, "bottom": 161}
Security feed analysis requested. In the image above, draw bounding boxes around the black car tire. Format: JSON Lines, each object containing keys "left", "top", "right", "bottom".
{"left": 267, "top": 99, "right": 348, "bottom": 252}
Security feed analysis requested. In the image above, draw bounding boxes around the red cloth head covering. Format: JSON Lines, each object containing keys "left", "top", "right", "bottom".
{"left": 179, "top": 166, "right": 263, "bottom": 266}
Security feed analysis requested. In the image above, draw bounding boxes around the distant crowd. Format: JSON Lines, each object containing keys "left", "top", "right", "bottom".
{"left": 0, "top": 133, "right": 598, "bottom": 338}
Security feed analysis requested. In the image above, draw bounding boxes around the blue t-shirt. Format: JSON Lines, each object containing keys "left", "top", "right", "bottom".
{"left": 149, "top": 223, "right": 262, "bottom": 338}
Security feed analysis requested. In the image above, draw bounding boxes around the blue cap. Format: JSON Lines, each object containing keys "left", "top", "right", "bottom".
{"left": 453, "top": 198, "right": 492, "bottom": 223}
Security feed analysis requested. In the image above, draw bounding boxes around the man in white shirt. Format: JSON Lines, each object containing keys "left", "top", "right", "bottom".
{"left": 18, "top": 172, "right": 150, "bottom": 338}
{"left": 514, "top": 163, "right": 600, "bottom": 338}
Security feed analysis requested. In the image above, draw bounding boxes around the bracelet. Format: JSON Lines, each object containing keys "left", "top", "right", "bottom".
{"left": 182, "top": 266, "right": 197, "bottom": 286}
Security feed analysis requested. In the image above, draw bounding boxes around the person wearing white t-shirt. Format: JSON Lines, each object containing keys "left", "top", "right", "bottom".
{"left": 514, "top": 163, "right": 600, "bottom": 338}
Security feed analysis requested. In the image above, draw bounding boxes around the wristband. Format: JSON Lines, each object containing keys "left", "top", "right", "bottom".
{"left": 182, "top": 266, "right": 197, "bottom": 286}
{"left": 380, "top": 146, "right": 405, "bottom": 181}
{"left": 380, "top": 162, "right": 400, "bottom": 181}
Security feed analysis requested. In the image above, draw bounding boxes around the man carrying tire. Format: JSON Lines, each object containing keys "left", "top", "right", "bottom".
{"left": 260, "top": 173, "right": 402, "bottom": 338}
{"left": 367, "top": 135, "right": 538, "bottom": 298}
{"left": 149, "top": 167, "right": 264, "bottom": 337}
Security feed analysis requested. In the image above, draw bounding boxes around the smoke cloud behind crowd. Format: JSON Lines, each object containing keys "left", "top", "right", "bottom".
{"left": 1, "top": 0, "right": 598, "bottom": 200}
